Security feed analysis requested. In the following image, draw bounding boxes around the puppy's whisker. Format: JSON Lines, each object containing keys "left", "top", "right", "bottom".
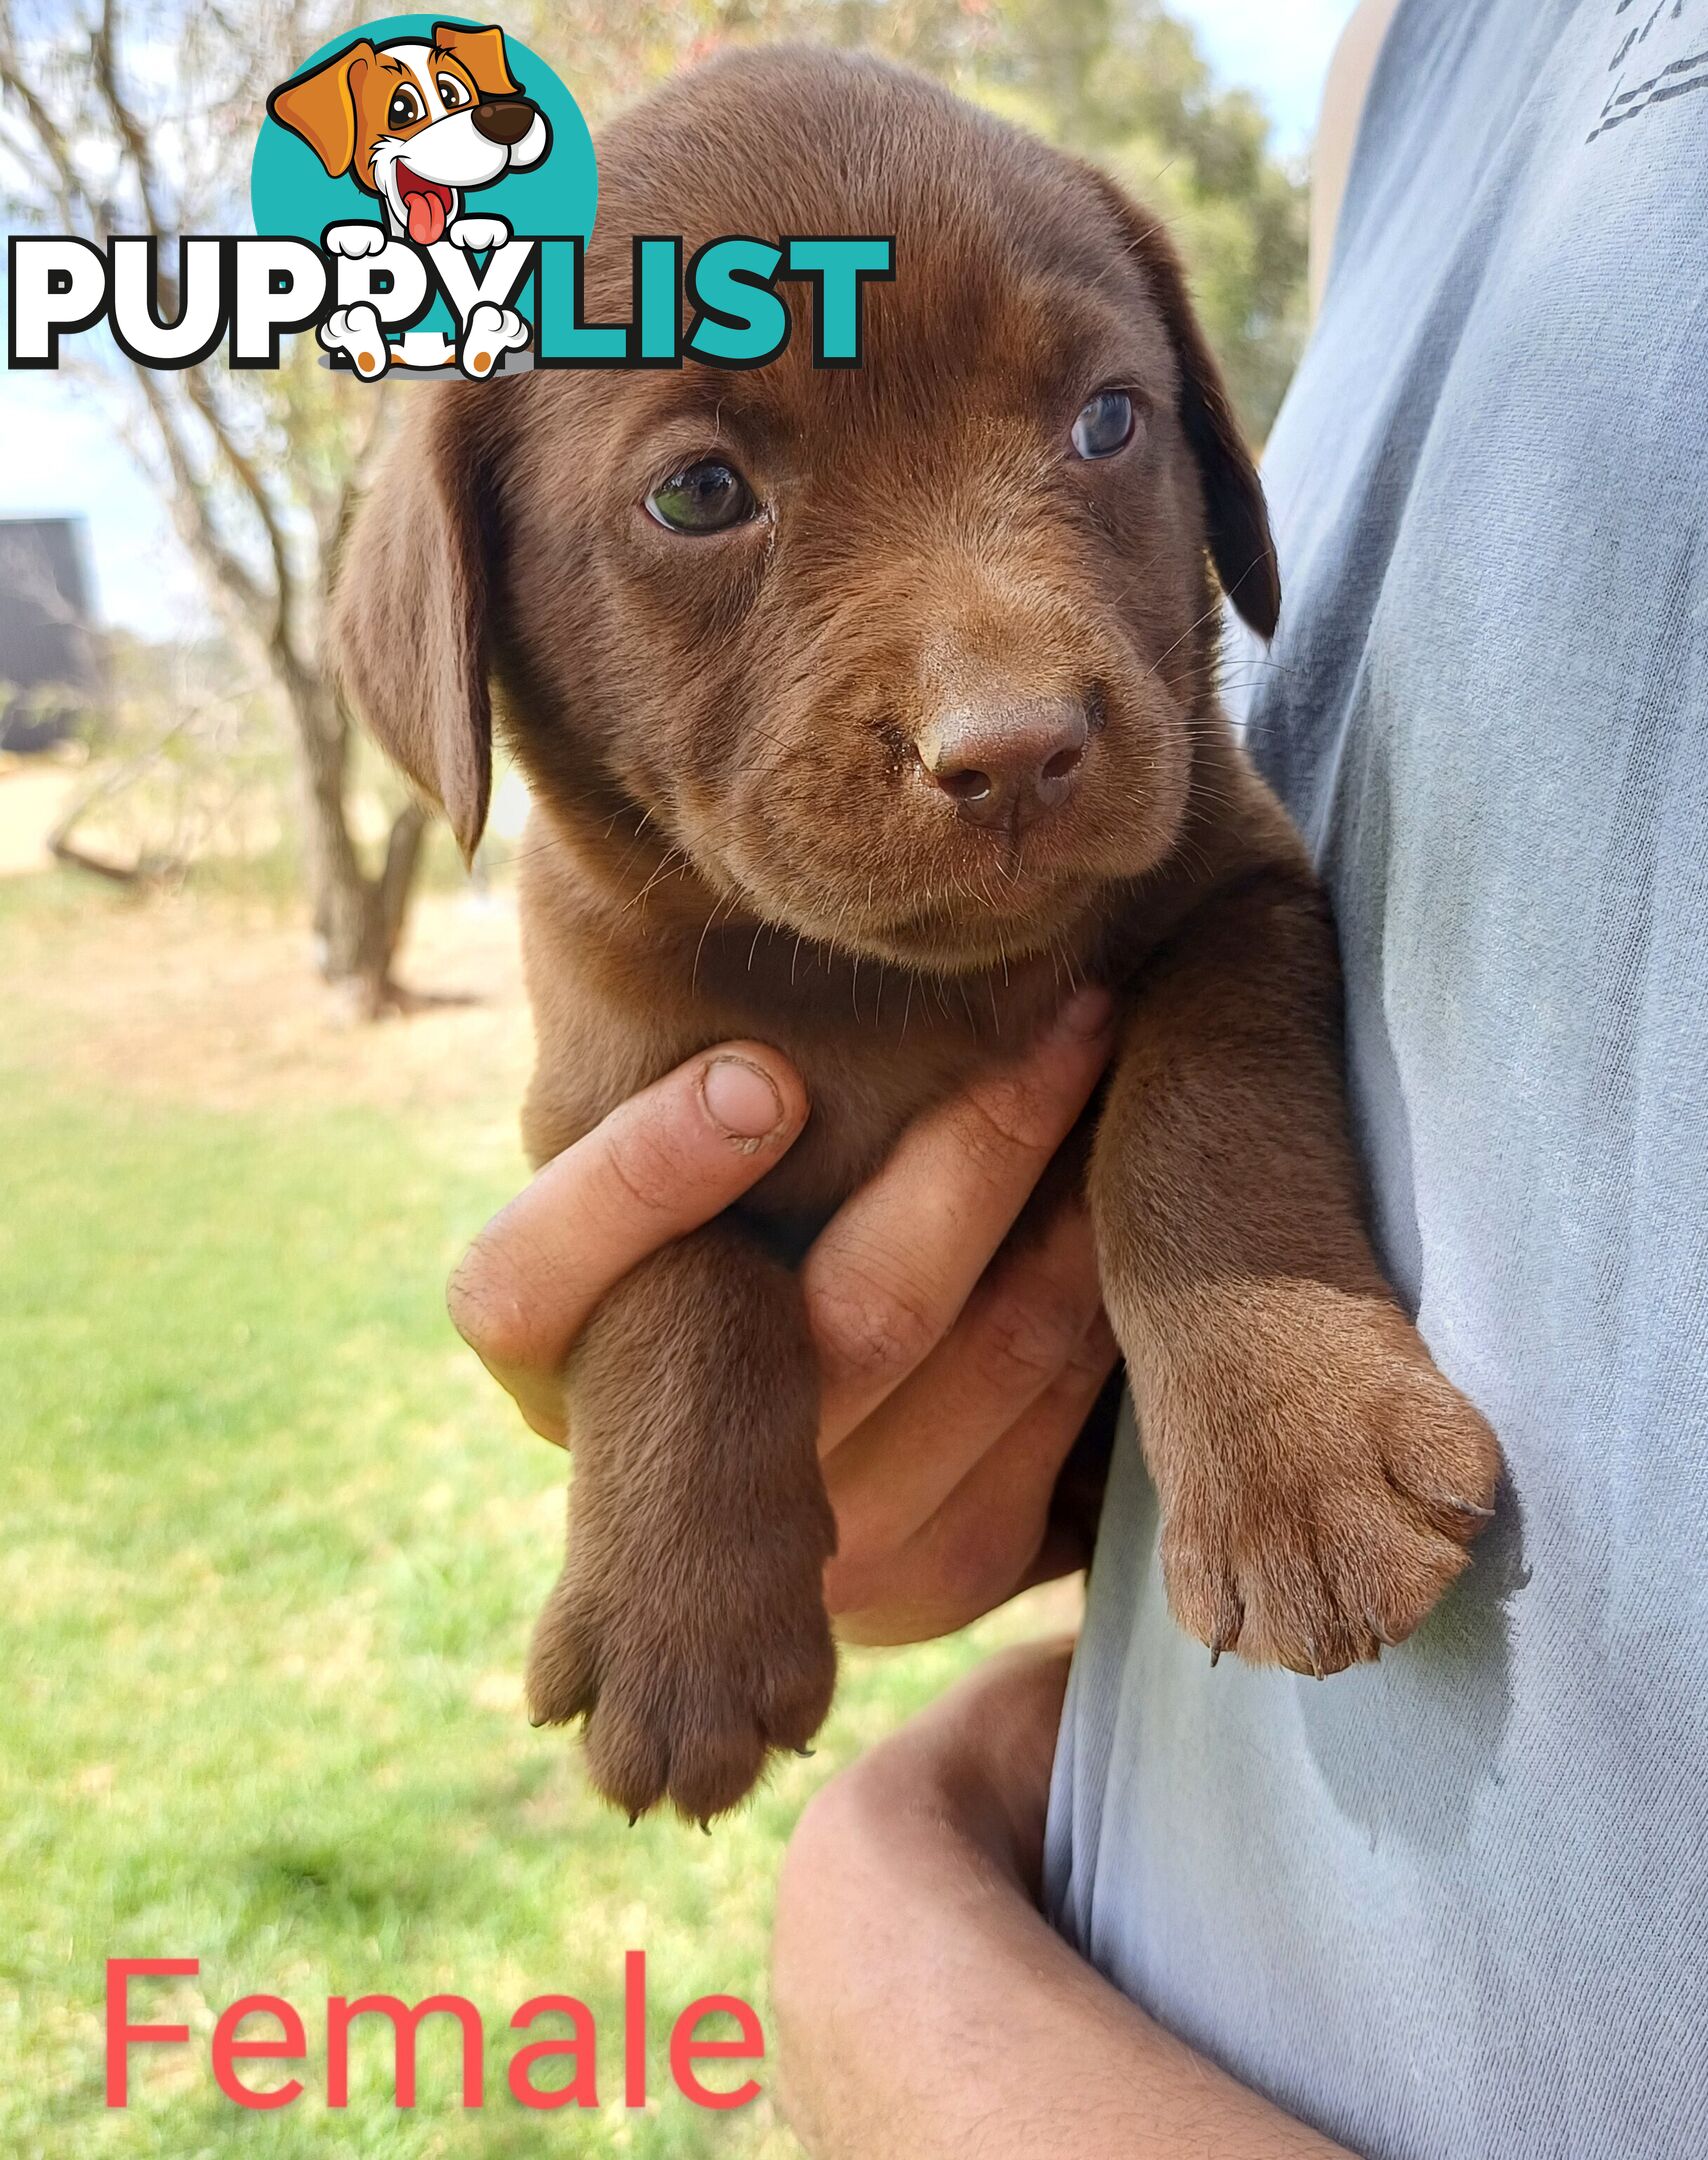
{"left": 622, "top": 846, "right": 691, "bottom": 918}
{"left": 690, "top": 890, "right": 740, "bottom": 993}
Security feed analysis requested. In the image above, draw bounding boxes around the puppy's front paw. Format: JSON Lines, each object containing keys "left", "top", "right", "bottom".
{"left": 319, "top": 304, "right": 389, "bottom": 378}
{"left": 456, "top": 302, "right": 528, "bottom": 379}
{"left": 1152, "top": 1297, "right": 1500, "bottom": 1675}
{"left": 323, "top": 221, "right": 388, "bottom": 259}
{"left": 528, "top": 1549, "right": 836, "bottom": 1825}
{"left": 447, "top": 213, "right": 509, "bottom": 252}
{"left": 526, "top": 1224, "right": 835, "bottom": 1823}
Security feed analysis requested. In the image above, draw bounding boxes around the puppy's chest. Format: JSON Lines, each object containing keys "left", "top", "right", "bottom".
{"left": 743, "top": 1026, "right": 991, "bottom": 1226}
{"left": 519, "top": 845, "right": 1077, "bottom": 1221}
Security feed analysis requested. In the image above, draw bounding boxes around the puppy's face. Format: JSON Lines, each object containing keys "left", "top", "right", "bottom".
{"left": 268, "top": 24, "right": 548, "bottom": 244}
{"left": 339, "top": 49, "right": 1277, "bottom": 974}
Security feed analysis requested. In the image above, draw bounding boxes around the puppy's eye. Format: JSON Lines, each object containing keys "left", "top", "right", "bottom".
{"left": 1071, "top": 389, "right": 1137, "bottom": 460}
{"left": 437, "top": 75, "right": 469, "bottom": 109}
{"left": 645, "top": 460, "right": 759, "bottom": 535}
{"left": 387, "top": 86, "right": 423, "bottom": 128}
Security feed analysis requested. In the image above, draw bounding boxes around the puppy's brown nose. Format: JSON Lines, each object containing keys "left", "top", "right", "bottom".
{"left": 471, "top": 98, "right": 536, "bottom": 145}
{"left": 918, "top": 696, "right": 1090, "bottom": 833}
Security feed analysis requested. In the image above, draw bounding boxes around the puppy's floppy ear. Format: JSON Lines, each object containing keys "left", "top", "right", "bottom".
{"left": 432, "top": 22, "right": 520, "bottom": 99}
{"left": 267, "top": 41, "right": 375, "bottom": 181}
{"left": 1083, "top": 168, "right": 1281, "bottom": 641}
{"left": 332, "top": 391, "right": 494, "bottom": 864}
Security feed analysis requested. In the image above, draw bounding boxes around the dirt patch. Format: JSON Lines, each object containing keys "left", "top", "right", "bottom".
{"left": 7, "top": 878, "right": 535, "bottom": 1122}
{"left": 0, "top": 757, "right": 82, "bottom": 877}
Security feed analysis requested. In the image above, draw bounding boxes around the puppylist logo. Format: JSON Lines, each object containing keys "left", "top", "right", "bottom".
{"left": 8, "top": 15, "right": 895, "bottom": 381}
{"left": 260, "top": 15, "right": 570, "bottom": 378}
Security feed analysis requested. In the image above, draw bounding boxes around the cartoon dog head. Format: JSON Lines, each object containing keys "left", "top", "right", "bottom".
{"left": 267, "top": 22, "right": 550, "bottom": 244}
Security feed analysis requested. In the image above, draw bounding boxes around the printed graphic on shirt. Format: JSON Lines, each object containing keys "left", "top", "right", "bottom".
{"left": 1588, "top": 0, "right": 1708, "bottom": 142}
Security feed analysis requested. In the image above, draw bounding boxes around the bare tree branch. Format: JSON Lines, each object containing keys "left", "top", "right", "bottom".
{"left": 0, "top": 24, "right": 116, "bottom": 236}
{"left": 129, "top": 365, "right": 272, "bottom": 626}
{"left": 93, "top": 0, "right": 168, "bottom": 241}
{"left": 0, "top": 0, "right": 430, "bottom": 1004}
{"left": 180, "top": 372, "right": 302, "bottom": 655}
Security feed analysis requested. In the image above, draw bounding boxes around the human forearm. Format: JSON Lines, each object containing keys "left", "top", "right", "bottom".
{"left": 773, "top": 1650, "right": 1357, "bottom": 2160}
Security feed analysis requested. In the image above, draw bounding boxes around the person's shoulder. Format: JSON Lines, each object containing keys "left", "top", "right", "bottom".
{"left": 1310, "top": 0, "right": 1404, "bottom": 317}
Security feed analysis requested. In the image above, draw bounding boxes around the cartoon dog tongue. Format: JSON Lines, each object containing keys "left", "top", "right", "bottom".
{"left": 404, "top": 185, "right": 446, "bottom": 246}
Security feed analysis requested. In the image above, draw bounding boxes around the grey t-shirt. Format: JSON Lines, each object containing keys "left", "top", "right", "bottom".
{"left": 1044, "top": 2, "right": 1708, "bottom": 2153}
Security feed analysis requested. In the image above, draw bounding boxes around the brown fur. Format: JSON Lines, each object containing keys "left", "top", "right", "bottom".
{"left": 334, "top": 46, "right": 1500, "bottom": 1821}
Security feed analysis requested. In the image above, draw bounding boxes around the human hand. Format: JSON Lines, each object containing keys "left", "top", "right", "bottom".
{"left": 447, "top": 987, "right": 1117, "bottom": 1645}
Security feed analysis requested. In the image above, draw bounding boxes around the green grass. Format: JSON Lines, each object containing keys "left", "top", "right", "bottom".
{"left": 0, "top": 879, "right": 1034, "bottom": 2157}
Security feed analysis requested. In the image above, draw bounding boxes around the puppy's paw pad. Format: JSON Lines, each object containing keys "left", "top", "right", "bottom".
{"left": 457, "top": 303, "right": 528, "bottom": 379}
{"left": 320, "top": 304, "right": 388, "bottom": 377}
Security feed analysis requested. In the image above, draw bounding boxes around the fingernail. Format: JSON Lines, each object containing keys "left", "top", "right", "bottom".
{"left": 1052, "top": 986, "right": 1113, "bottom": 1040}
{"left": 700, "top": 1055, "right": 787, "bottom": 1145}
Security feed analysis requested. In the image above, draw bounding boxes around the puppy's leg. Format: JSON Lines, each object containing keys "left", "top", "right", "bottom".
{"left": 527, "top": 1220, "right": 837, "bottom": 1822}
{"left": 1092, "top": 868, "right": 1501, "bottom": 1674}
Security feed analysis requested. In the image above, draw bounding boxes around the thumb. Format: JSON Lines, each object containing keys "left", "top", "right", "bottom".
{"left": 448, "top": 1043, "right": 808, "bottom": 1431}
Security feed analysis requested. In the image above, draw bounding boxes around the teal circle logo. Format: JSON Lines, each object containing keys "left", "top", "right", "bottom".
{"left": 250, "top": 15, "right": 595, "bottom": 372}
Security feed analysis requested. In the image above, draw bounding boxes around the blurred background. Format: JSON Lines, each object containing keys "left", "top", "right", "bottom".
{"left": 0, "top": 1, "right": 1354, "bottom": 2150}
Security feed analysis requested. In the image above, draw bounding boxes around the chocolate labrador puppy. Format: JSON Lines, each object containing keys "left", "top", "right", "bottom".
{"left": 334, "top": 46, "right": 1500, "bottom": 1822}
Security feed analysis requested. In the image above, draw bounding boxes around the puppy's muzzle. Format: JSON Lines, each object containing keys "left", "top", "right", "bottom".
{"left": 471, "top": 97, "right": 539, "bottom": 146}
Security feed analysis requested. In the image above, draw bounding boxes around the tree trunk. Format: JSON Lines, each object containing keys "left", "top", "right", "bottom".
{"left": 287, "top": 663, "right": 429, "bottom": 1016}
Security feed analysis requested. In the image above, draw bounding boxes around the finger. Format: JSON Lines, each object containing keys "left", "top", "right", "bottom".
{"left": 804, "top": 985, "right": 1113, "bottom": 1445}
{"left": 824, "top": 1193, "right": 1103, "bottom": 1559}
{"left": 447, "top": 1043, "right": 808, "bottom": 1442}
{"left": 829, "top": 1325, "right": 1118, "bottom": 1644}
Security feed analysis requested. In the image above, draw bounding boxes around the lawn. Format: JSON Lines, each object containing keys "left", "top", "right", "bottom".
{"left": 0, "top": 869, "right": 1055, "bottom": 2158}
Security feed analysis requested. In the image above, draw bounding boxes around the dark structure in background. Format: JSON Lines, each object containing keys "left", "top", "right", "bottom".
{"left": 0, "top": 516, "right": 104, "bottom": 752}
